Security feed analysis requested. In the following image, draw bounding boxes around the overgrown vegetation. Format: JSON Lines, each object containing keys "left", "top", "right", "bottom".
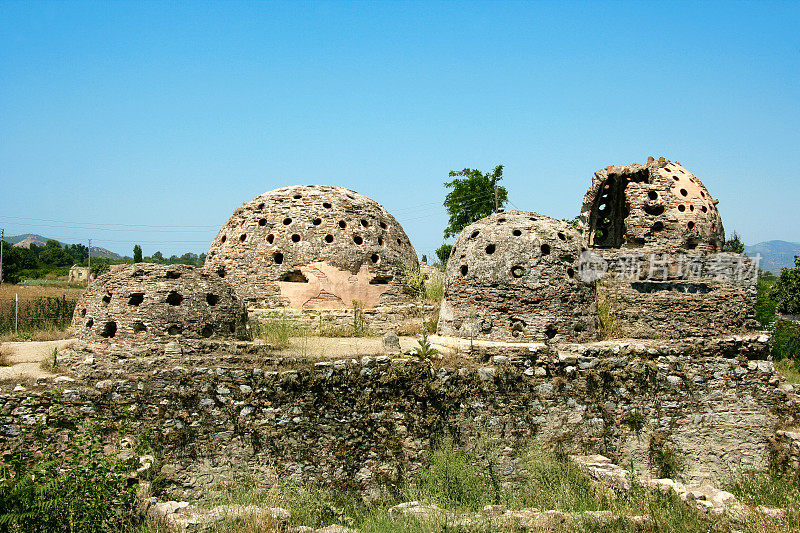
{"left": 0, "top": 422, "right": 142, "bottom": 532}
{"left": 725, "top": 469, "right": 800, "bottom": 528}
{"left": 770, "top": 255, "right": 800, "bottom": 315}
{"left": 249, "top": 314, "right": 307, "bottom": 349}
{"left": 0, "top": 294, "right": 76, "bottom": 336}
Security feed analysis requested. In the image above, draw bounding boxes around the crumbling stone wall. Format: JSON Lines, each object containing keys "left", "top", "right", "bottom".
{"left": 71, "top": 264, "right": 246, "bottom": 343}
{"left": 438, "top": 211, "right": 597, "bottom": 342}
{"left": 579, "top": 158, "right": 724, "bottom": 252}
{"left": 2, "top": 334, "right": 796, "bottom": 501}
{"left": 205, "top": 185, "right": 419, "bottom": 310}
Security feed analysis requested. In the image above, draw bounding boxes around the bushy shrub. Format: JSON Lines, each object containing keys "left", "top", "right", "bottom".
{"left": 770, "top": 256, "right": 800, "bottom": 315}
{"left": 0, "top": 422, "right": 141, "bottom": 532}
{"left": 415, "top": 437, "right": 493, "bottom": 511}
{"left": 773, "top": 319, "right": 800, "bottom": 362}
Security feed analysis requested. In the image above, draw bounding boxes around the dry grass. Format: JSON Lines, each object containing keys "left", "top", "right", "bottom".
{"left": 0, "top": 283, "right": 85, "bottom": 302}
{"left": 775, "top": 359, "right": 800, "bottom": 384}
{"left": 0, "top": 344, "right": 11, "bottom": 367}
{"left": 0, "top": 327, "right": 73, "bottom": 342}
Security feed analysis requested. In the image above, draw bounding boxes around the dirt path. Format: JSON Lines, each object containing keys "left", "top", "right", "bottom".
{"left": 0, "top": 339, "right": 75, "bottom": 382}
{"left": 272, "top": 336, "right": 421, "bottom": 359}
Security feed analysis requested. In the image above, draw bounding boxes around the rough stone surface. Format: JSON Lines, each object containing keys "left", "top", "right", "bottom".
{"left": 382, "top": 331, "right": 401, "bottom": 354}
{"left": 70, "top": 263, "right": 247, "bottom": 343}
{"left": 205, "top": 185, "right": 419, "bottom": 310}
{"left": 579, "top": 158, "right": 724, "bottom": 252}
{"left": 438, "top": 211, "right": 597, "bottom": 342}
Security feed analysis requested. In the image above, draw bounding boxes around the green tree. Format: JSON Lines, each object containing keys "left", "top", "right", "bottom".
{"left": 38, "top": 241, "right": 72, "bottom": 267}
{"left": 770, "top": 256, "right": 800, "bottom": 315}
{"left": 436, "top": 244, "right": 453, "bottom": 266}
{"left": 723, "top": 231, "right": 745, "bottom": 254}
{"left": 151, "top": 251, "right": 164, "bottom": 263}
{"left": 133, "top": 244, "right": 143, "bottom": 263}
{"left": 0, "top": 241, "right": 38, "bottom": 283}
{"left": 443, "top": 165, "right": 508, "bottom": 238}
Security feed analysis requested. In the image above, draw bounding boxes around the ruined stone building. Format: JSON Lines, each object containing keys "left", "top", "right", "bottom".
{"left": 71, "top": 263, "right": 246, "bottom": 342}
{"left": 204, "top": 185, "right": 419, "bottom": 316}
{"left": 437, "top": 211, "right": 597, "bottom": 342}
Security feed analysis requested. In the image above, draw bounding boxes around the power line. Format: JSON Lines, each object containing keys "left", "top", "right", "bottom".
{"left": 0, "top": 214, "right": 219, "bottom": 229}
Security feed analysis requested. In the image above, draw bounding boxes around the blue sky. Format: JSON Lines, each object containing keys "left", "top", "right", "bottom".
{"left": 1, "top": 1, "right": 798, "bottom": 259}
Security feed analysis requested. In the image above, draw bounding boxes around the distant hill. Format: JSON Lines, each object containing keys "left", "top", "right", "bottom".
{"left": 745, "top": 240, "right": 800, "bottom": 273}
{"left": 6, "top": 233, "right": 123, "bottom": 260}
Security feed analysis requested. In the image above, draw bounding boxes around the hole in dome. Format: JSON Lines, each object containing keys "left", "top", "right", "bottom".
{"left": 644, "top": 205, "right": 665, "bottom": 216}
{"left": 206, "top": 293, "right": 219, "bottom": 306}
{"left": 220, "top": 235, "right": 227, "bottom": 244}
{"left": 470, "top": 230, "right": 480, "bottom": 239}
{"left": 325, "top": 234, "right": 334, "bottom": 243}
{"left": 291, "top": 234, "right": 301, "bottom": 242}
{"left": 85, "top": 318, "right": 94, "bottom": 328}
{"left": 279, "top": 270, "right": 308, "bottom": 283}
{"left": 567, "top": 267, "right": 575, "bottom": 278}
{"left": 166, "top": 291, "right": 183, "bottom": 306}
{"left": 648, "top": 191, "right": 658, "bottom": 200}
{"left": 512, "top": 229, "right": 522, "bottom": 237}
{"left": 485, "top": 244, "right": 496, "bottom": 254}
{"left": 167, "top": 325, "right": 181, "bottom": 336}
{"left": 678, "top": 204, "right": 686, "bottom": 212}
{"left": 680, "top": 189, "right": 688, "bottom": 197}
{"left": 128, "top": 293, "right": 144, "bottom": 306}
{"left": 673, "top": 176, "right": 680, "bottom": 181}
{"left": 379, "top": 221, "right": 388, "bottom": 229}
{"left": 712, "top": 224, "right": 717, "bottom": 231}
{"left": 313, "top": 218, "right": 322, "bottom": 225}
{"left": 240, "top": 234, "right": 247, "bottom": 242}
{"left": 377, "top": 237, "right": 384, "bottom": 246}
{"left": 460, "top": 265, "right": 468, "bottom": 276}
{"left": 273, "top": 252, "right": 284, "bottom": 264}
{"left": 511, "top": 266, "right": 525, "bottom": 278}
{"left": 258, "top": 203, "right": 265, "bottom": 210}
{"left": 686, "top": 238, "right": 699, "bottom": 249}
{"left": 599, "top": 203, "right": 608, "bottom": 212}
{"left": 228, "top": 322, "right": 236, "bottom": 333}
{"left": 498, "top": 218, "right": 506, "bottom": 223}
{"left": 259, "top": 219, "right": 267, "bottom": 226}
{"left": 338, "top": 220, "right": 347, "bottom": 229}
{"left": 396, "top": 238, "right": 402, "bottom": 245}
{"left": 100, "top": 321, "right": 117, "bottom": 338}
{"left": 361, "top": 219, "right": 369, "bottom": 227}
{"left": 80, "top": 308, "right": 86, "bottom": 317}
{"left": 701, "top": 206, "right": 707, "bottom": 213}
{"left": 283, "top": 218, "right": 292, "bottom": 225}
{"left": 353, "top": 235, "right": 363, "bottom": 245}
{"left": 267, "top": 234, "right": 274, "bottom": 244}
{"left": 687, "top": 221, "right": 695, "bottom": 230}
{"left": 557, "top": 232, "right": 566, "bottom": 241}
{"left": 101, "top": 293, "right": 112, "bottom": 306}
{"left": 293, "top": 194, "right": 302, "bottom": 199}
{"left": 690, "top": 205, "right": 695, "bottom": 211}
{"left": 133, "top": 321, "right": 147, "bottom": 334}
{"left": 369, "top": 275, "right": 393, "bottom": 285}
{"left": 652, "top": 221, "right": 664, "bottom": 232}
{"left": 545, "top": 325, "right": 557, "bottom": 339}
{"left": 370, "top": 254, "right": 380, "bottom": 264}
{"left": 201, "top": 324, "right": 214, "bottom": 338}
{"left": 540, "top": 244, "right": 551, "bottom": 255}
{"left": 216, "top": 266, "right": 226, "bottom": 278}
{"left": 323, "top": 202, "right": 332, "bottom": 209}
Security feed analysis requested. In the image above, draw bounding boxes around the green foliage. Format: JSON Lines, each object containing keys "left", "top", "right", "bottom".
{"left": 621, "top": 410, "right": 647, "bottom": 436}
{"left": 443, "top": 165, "right": 507, "bottom": 238}
{"left": 415, "top": 437, "right": 493, "bottom": 511}
{"left": 0, "top": 422, "right": 141, "bottom": 532}
{"left": 770, "top": 255, "right": 800, "bottom": 315}
{"left": 562, "top": 216, "right": 580, "bottom": 228}
{"left": 133, "top": 245, "right": 143, "bottom": 263}
{"left": 597, "top": 299, "right": 619, "bottom": 340}
{"left": 756, "top": 275, "right": 778, "bottom": 326}
{"left": 250, "top": 314, "right": 306, "bottom": 349}
{"left": 772, "top": 319, "right": 800, "bottom": 362}
{"left": 351, "top": 300, "right": 370, "bottom": 337}
{"left": 412, "top": 327, "right": 439, "bottom": 359}
{"left": 722, "top": 230, "right": 745, "bottom": 253}
{"left": 0, "top": 296, "right": 76, "bottom": 335}
{"left": 724, "top": 469, "right": 800, "bottom": 523}
{"left": 649, "top": 432, "right": 685, "bottom": 480}
{"left": 0, "top": 241, "right": 38, "bottom": 284}
{"left": 434, "top": 243, "right": 452, "bottom": 267}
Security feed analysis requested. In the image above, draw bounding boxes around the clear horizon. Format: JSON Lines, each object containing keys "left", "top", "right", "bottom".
{"left": 2, "top": 1, "right": 798, "bottom": 260}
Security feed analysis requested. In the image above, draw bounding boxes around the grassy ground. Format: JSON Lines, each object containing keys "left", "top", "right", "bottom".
{"left": 0, "top": 283, "right": 82, "bottom": 340}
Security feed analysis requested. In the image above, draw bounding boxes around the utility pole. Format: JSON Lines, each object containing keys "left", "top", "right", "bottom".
{"left": 0, "top": 228, "right": 4, "bottom": 285}
{"left": 87, "top": 238, "right": 92, "bottom": 286}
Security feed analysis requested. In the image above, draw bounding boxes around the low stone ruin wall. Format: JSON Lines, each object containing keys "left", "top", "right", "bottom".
{"left": 249, "top": 303, "right": 435, "bottom": 334}
{"left": 1, "top": 334, "right": 797, "bottom": 502}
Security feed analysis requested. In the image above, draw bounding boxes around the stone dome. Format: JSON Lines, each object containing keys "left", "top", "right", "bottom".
{"left": 437, "top": 211, "right": 597, "bottom": 342}
{"left": 579, "top": 158, "right": 724, "bottom": 252}
{"left": 205, "top": 185, "right": 419, "bottom": 308}
{"left": 71, "top": 263, "right": 246, "bottom": 342}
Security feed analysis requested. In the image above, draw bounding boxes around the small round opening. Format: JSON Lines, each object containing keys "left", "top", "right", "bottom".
{"left": 201, "top": 324, "right": 214, "bottom": 338}
{"left": 293, "top": 194, "right": 302, "bottom": 199}
{"left": 220, "top": 235, "right": 227, "bottom": 244}
{"left": 291, "top": 234, "right": 301, "bottom": 242}
{"left": 267, "top": 234, "right": 274, "bottom": 244}
{"left": 690, "top": 205, "right": 695, "bottom": 211}
{"left": 512, "top": 229, "right": 522, "bottom": 237}
{"left": 678, "top": 204, "right": 685, "bottom": 212}
{"left": 470, "top": 230, "right": 479, "bottom": 239}
{"left": 557, "top": 232, "right": 566, "bottom": 241}
{"left": 378, "top": 237, "right": 384, "bottom": 246}
{"left": 80, "top": 308, "right": 86, "bottom": 317}
{"left": 133, "top": 321, "right": 147, "bottom": 334}
{"left": 652, "top": 221, "right": 664, "bottom": 232}
{"left": 323, "top": 202, "right": 332, "bottom": 209}
{"left": 85, "top": 318, "right": 94, "bottom": 328}
{"left": 687, "top": 221, "right": 695, "bottom": 230}
{"left": 206, "top": 293, "right": 219, "bottom": 306}
{"left": 396, "top": 238, "right": 402, "bottom": 246}
{"left": 370, "top": 254, "right": 380, "bottom": 264}
{"left": 273, "top": 252, "right": 284, "bottom": 264}
{"left": 701, "top": 206, "right": 707, "bottom": 213}
{"left": 338, "top": 220, "right": 347, "bottom": 229}
{"left": 379, "top": 221, "right": 387, "bottom": 229}
{"left": 648, "top": 191, "right": 658, "bottom": 201}
{"left": 673, "top": 176, "right": 679, "bottom": 181}
{"left": 498, "top": 218, "right": 506, "bottom": 223}
{"left": 460, "top": 265, "right": 468, "bottom": 276}
{"left": 567, "top": 267, "right": 575, "bottom": 278}
{"left": 166, "top": 291, "right": 184, "bottom": 306}
{"left": 485, "top": 244, "right": 496, "bottom": 254}
{"left": 325, "top": 234, "right": 334, "bottom": 243}
{"left": 100, "top": 321, "right": 117, "bottom": 338}
{"left": 240, "top": 234, "right": 247, "bottom": 242}
{"left": 353, "top": 235, "right": 363, "bottom": 245}
{"left": 680, "top": 189, "right": 688, "bottom": 197}
{"left": 361, "top": 219, "right": 369, "bottom": 227}
{"left": 259, "top": 218, "right": 267, "bottom": 226}
{"left": 545, "top": 325, "right": 557, "bottom": 339}
{"left": 128, "top": 293, "right": 144, "bottom": 306}
{"left": 167, "top": 325, "right": 180, "bottom": 336}
{"left": 540, "top": 244, "right": 551, "bottom": 255}
{"left": 283, "top": 217, "right": 292, "bottom": 225}
{"left": 257, "top": 202, "right": 265, "bottom": 209}
{"left": 313, "top": 218, "right": 322, "bottom": 225}
{"left": 101, "top": 293, "right": 111, "bottom": 306}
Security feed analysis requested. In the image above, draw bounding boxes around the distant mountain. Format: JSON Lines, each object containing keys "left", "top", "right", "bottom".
{"left": 5, "top": 233, "right": 123, "bottom": 260}
{"left": 745, "top": 240, "right": 800, "bottom": 273}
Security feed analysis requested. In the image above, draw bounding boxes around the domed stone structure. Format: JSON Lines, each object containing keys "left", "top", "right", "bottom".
{"left": 205, "top": 185, "right": 419, "bottom": 309}
{"left": 437, "top": 211, "right": 597, "bottom": 342}
{"left": 71, "top": 263, "right": 246, "bottom": 342}
{"left": 579, "top": 158, "right": 724, "bottom": 252}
